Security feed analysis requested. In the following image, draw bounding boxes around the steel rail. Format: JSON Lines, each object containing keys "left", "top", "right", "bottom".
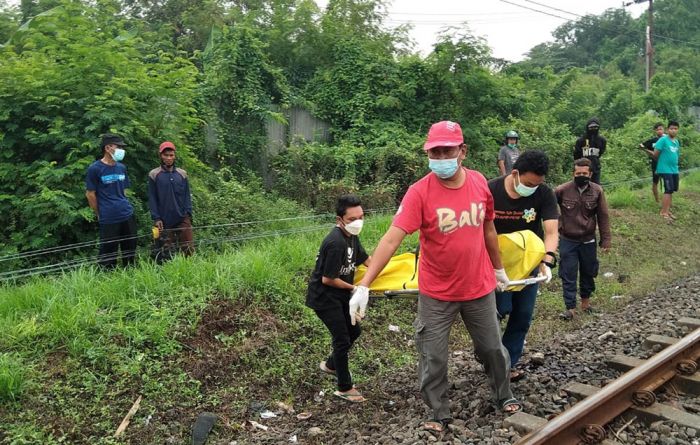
{"left": 516, "top": 327, "right": 700, "bottom": 445}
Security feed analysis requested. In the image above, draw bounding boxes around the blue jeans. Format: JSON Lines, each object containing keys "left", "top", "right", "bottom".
{"left": 496, "top": 283, "right": 538, "bottom": 368}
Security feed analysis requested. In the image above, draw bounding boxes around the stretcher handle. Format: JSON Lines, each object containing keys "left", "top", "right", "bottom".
{"left": 504, "top": 274, "right": 548, "bottom": 289}
{"left": 379, "top": 289, "right": 419, "bottom": 299}
{"left": 378, "top": 274, "right": 547, "bottom": 299}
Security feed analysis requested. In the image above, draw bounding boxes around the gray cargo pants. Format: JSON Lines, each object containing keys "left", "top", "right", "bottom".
{"left": 414, "top": 291, "right": 513, "bottom": 421}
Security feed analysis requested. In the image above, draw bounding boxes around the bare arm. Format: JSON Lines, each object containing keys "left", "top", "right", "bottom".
{"left": 483, "top": 220, "right": 503, "bottom": 269}
{"left": 85, "top": 190, "right": 98, "bottom": 220}
{"left": 322, "top": 276, "right": 356, "bottom": 291}
{"left": 497, "top": 160, "right": 506, "bottom": 176}
{"left": 651, "top": 149, "right": 661, "bottom": 160}
{"left": 543, "top": 219, "right": 559, "bottom": 256}
{"left": 539, "top": 219, "right": 559, "bottom": 275}
{"left": 357, "top": 226, "right": 407, "bottom": 287}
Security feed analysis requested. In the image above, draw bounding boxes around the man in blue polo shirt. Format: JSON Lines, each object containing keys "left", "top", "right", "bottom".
{"left": 148, "top": 141, "right": 194, "bottom": 260}
{"left": 651, "top": 120, "right": 681, "bottom": 222}
{"left": 85, "top": 134, "right": 137, "bottom": 268}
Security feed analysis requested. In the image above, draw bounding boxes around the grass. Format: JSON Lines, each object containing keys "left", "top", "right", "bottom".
{"left": 0, "top": 353, "right": 26, "bottom": 402}
{"left": 0, "top": 172, "right": 699, "bottom": 443}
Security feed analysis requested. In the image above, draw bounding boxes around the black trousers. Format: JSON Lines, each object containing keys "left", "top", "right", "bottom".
{"left": 559, "top": 238, "right": 599, "bottom": 310}
{"left": 315, "top": 298, "right": 361, "bottom": 392}
{"left": 98, "top": 215, "right": 137, "bottom": 268}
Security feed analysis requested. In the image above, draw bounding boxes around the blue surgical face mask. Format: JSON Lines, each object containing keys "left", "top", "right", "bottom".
{"left": 111, "top": 148, "right": 126, "bottom": 162}
{"left": 515, "top": 171, "right": 538, "bottom": 197}
{"left": 507, "top": 143, "right": 518, "bottom": 149}
{"left": 429, "top": 157, "right": 460, "bottom": 179}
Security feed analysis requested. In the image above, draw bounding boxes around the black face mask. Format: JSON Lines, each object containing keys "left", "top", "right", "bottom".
{"left": 574, "top": 176, "right": 590, "bottom": 187}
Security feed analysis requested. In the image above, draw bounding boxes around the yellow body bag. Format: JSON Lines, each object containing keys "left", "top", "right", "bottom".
{"left": 355, "top": 230, "right": 545, "bottom": 293}
{"left": 354, "top": 252, "right": 418, "bottom": 292}
{"left": 497, "top": 230, "right": 546, "bottom": 291}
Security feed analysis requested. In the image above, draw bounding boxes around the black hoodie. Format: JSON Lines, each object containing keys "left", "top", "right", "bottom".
{"left": 573, "top": 117, "right": 607, "bottom": 172}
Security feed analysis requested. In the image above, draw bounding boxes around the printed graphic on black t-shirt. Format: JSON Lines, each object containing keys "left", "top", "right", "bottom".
{"left": 488, "top": 176, "right": 559, "bottom": 239}
{"left": 306, "top": 227, "right": 369, "bottom": 311}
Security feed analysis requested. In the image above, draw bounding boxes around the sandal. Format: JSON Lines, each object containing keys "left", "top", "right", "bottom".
{"left": 333, "top": 388, "right": 366, "bottom": 403}
{"left": 510, "top": 369, "right": 526, "bottom": 382}
{"left": 423, "top": 418, "right": 450, "bottom": 433}
{"left": 499, "top": 398, "right": 523, "bottom": 413}
{"left": 319, "top": 361, "right": 336, "bottom": 375}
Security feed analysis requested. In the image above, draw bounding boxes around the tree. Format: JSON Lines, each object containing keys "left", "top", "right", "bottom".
{"left": 0, "top": 1, "right": 20, "bottom": 43}
{"left": 0, "top": 0, "right": 199, "bottom": 257}
{"left": 199, "top": 22, "right": 289, "bottom": 172}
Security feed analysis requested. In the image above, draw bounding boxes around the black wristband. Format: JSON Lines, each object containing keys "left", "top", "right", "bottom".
{"left": 542, "top": 252, "right": 558, "bottom": 269}
{"left": 542, "top": 260, "right": 556, "bottom": 269}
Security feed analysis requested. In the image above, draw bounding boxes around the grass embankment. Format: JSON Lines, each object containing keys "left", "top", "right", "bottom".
{"left": 1, "top": 172, "right": 699, "bottom": 444}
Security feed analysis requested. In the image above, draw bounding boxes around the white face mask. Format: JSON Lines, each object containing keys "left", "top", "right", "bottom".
{"left": 111, "top": 148, "right": 126, "bottom": 162}
{"left": 344, "top": 219, "right": 364, "bottom": 236}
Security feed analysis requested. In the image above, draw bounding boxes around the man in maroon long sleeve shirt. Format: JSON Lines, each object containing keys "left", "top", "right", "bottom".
{"left": 555, "top": 158, "right": 611, "bottom": 320}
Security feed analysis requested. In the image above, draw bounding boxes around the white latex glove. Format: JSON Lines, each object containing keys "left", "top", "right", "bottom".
{"left": 349, "top": 285, "right": 370, "bottom": 325}
{"left": 539, "top": 263, "right": 552, "bottom": 284}
{"left": 494, "top": 268, "right": 510, "bottom": 292}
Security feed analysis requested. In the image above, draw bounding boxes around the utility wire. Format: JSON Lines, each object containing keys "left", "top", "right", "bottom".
{"left": 521, "top": 0, "right": 580, "bottom": 18}
{"left": 0, "top": 223, "right": 337, "bottom": 281}
{"left": 0, "top": 207, "right": 397, "bottom": 264}
{"left": 498, "top": 0, "right": 572, "bottom": 21}
{"left": 519, "top": 0, "right": 700, "bottom": 48}
{"left": 1, "top": 209, "right": 399, "bottom": 280}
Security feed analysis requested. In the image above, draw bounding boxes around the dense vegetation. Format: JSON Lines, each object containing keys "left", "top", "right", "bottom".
{"left": 1, "top": 0, "right": 700, "bottom": 442}
{"left": 0, "top": 0, "right": 699, "bottom": 264}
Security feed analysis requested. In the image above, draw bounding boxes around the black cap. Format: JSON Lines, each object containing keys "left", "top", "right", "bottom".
{"left": 100, "top": 133, "right": 126, "bottom": 148}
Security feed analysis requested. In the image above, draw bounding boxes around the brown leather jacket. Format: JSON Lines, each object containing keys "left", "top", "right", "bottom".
{"left": 554, "top": 181, "right": 611, "bottom": 248}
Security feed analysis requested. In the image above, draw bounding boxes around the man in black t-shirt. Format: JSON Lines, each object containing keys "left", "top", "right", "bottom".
{"left": 639, "top": 122, "right": 665, "bottom": 202}
{"left": 307, "top": 195, "right": 371, "bottom": 403}
{"left": 488, "top": 150, "right": 560, "bottom": 381}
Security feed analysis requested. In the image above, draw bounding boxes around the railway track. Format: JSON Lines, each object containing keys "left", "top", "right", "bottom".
{"left": 506, "top": 317, "right": 700, "bottom": 445}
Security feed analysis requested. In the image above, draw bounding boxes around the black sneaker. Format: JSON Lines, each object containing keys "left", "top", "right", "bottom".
{"left": 559, "top": 310, "right": 574, "bottom": 321}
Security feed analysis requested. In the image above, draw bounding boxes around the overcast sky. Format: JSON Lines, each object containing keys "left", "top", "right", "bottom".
{"left": 315, "top": 0, "right": 649, "bottom": 61}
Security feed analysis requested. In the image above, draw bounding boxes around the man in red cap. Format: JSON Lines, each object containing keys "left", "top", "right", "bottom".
{"left": 148, "top": 141, "right": 194, "bottom": 260}
{"left": 354, "top": 121, "right": 521, "bottom": 433}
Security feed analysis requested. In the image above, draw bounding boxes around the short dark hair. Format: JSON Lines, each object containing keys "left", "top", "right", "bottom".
{"left": 574, "top": 158, "right": 592, "bottom": 170}
{"left": 653, "top": 122, "right": 664, "bottom": 130}
{"left": 513, "top": 150, "right": 549, "bottom": 176}
{"left": 336, "top": 194, "right": 361, "bottom": 217}
{"left": 668, "top": 120, "right": 679, "bottom": 128}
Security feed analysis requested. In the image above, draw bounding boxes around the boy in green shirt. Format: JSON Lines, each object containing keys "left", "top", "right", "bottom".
{"left": 650, "top": 120, "right": 681, "bottom": 221}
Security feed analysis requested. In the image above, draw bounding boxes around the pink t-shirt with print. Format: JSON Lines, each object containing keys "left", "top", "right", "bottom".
{"left": 392, "top": 168, "right": 496, "bottom": 301}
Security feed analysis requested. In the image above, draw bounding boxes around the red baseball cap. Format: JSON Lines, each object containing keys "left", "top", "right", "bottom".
{"left": 423, "top": 120, "right": 464, "bottom": 151}
{"left": 159, "top": 141, "right": 176, "bottom": 153}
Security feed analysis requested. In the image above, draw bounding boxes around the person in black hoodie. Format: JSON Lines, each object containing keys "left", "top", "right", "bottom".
{"left": 574, "top": 118, "right": 607, "bottom": 184}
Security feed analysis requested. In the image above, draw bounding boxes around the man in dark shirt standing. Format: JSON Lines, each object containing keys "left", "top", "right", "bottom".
{"left": 489, "top": 150, "right": 559, "bottom": 381}
{"left": 555, "top": 158, "right": 611, "bottom": 320}
{"left": 307, "top": 195, "right": 371, "bottom": 403}
{"left": 85, "top": 134, "right": 137, "bottom": 268}
{"left": 574, "top": 118, "right": 607, "bottom": 185}
{"left": 639, "top": 123, "right": 665, "bottom": 202}
{"left": 148, "top": 141, "right": 194, "bottom": 260}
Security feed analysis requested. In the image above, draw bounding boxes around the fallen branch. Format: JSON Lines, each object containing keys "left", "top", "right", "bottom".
{"left": 114, "top": 395, "right": 142, "bottom": 438}
{"left": 614, "top": 415, "right": 637, "bottom": 439}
